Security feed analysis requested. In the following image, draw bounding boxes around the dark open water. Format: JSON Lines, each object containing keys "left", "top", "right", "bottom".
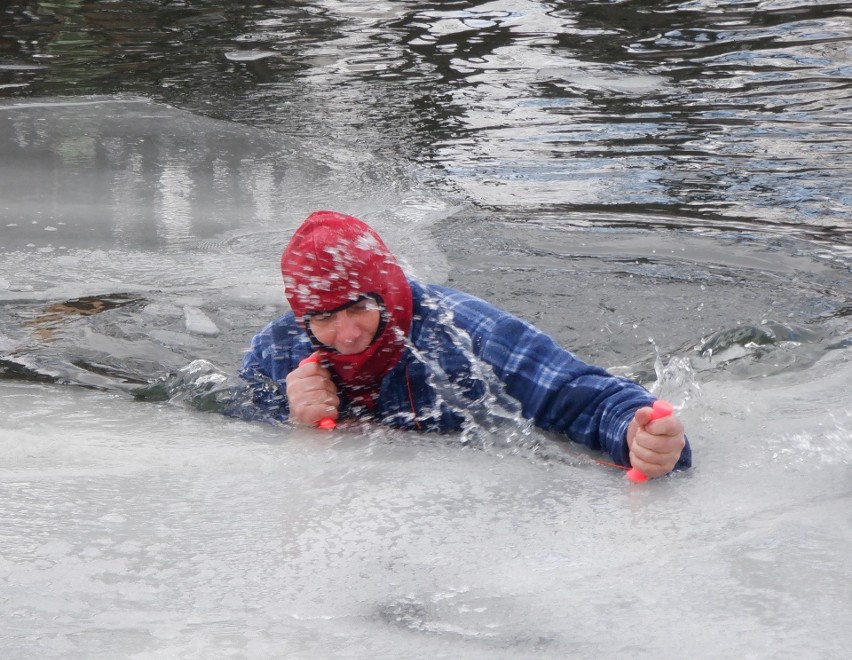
{"left": 1, "top": 2, "right": 852, "bottom": 659}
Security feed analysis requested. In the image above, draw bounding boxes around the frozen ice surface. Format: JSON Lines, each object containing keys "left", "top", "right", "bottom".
{"left": 2, "top": 92, "right": 851, "bottom": 659}
{"left": 2, "top": 360, "right": 851, "bottom": 659}
{"left": 183, "top": 306, "right": 220, "bottom": 337}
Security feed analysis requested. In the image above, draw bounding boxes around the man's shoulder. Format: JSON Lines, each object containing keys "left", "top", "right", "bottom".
{"left": 412, "top": 280, "right": 493, "bottom": 311}
{"left": 410, "top": 280, "right": 518, "bottom": 341}
{"left": 245, "top": 311, "right": 311, "bottom": 376}
{"left": 252, "top": 311, "right": 302, "bottom": 345}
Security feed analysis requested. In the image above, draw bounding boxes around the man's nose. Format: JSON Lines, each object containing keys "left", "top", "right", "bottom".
{"left": 334, "top": 313, "right": 362, "bottom": 342}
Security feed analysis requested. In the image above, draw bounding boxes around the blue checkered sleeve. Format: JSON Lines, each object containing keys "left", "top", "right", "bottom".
{"left": 238, "top": 312, "right": 313, "bottom": 421}
{"left": 434, "top": 286, "right": 685, "bottom": 466}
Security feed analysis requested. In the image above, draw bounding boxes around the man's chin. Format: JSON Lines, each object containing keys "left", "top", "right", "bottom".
{"left": 335, "top": 345, "right": 370, "bottom": 356}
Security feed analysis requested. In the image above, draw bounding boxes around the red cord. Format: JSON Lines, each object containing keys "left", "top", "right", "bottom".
{"left": 405, "top": 365, "right": 422, "bottom": 431}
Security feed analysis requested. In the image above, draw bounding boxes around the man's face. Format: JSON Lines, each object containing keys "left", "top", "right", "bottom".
{"left": 305, "top": 296, "right": 382, "bottom": 355}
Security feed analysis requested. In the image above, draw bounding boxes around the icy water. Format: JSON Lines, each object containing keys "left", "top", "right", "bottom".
{"left": 2, "top": 2, "right": 852, "bottom": 658}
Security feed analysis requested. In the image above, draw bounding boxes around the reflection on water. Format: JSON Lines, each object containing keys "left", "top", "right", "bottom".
{"left": 0, "top": 98, "right": 305, "bottom": 250}
{"left": 1, "top": 0, "right": 851, "bottom": 388}
{"left": 2, "top": 1, "right": 850, "bottom": 238}
{"left": 1, "top": 0, "right": 850, "bottom": 385}
{"left": 2, "top": 2, "right": 852, "bottom": 658}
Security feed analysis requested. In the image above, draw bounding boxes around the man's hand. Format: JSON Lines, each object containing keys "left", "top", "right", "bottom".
{"left": 285, "top": 354, "right": 340, "bottom": 426}
{"left": 626, "top": 406, "right": 686, "bottom": 479}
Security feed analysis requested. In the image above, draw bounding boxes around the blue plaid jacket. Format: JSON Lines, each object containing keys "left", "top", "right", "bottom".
{"left": 240, "top": 280, "right": 692, "bottom": 469}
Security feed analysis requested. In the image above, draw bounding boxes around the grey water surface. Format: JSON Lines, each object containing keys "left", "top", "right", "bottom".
{"left": 2, "top": 2, "right": 852, "bottom": 658}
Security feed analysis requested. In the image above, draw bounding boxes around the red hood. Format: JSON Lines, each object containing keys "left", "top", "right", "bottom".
{"left": 281, "top": 210, "right": 413, "bottom": 405}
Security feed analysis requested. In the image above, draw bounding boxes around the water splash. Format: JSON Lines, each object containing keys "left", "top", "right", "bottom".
{"left": 405, "top": 297, "right": 538, "bottom": 459}
{"left": 132, "top": 359, "right": 264, "bottom": 417}
{"left": 648, "top": 337, "right": 702, "bottom": 413}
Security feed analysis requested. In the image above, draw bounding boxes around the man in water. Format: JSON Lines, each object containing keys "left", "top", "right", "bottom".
{"left": 241, "top": 210, "right": 690, "bottom": 478}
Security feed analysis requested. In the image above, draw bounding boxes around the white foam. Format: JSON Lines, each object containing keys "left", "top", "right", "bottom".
{"left": 224, "top": 50, "right": 279, "bottom": 62}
